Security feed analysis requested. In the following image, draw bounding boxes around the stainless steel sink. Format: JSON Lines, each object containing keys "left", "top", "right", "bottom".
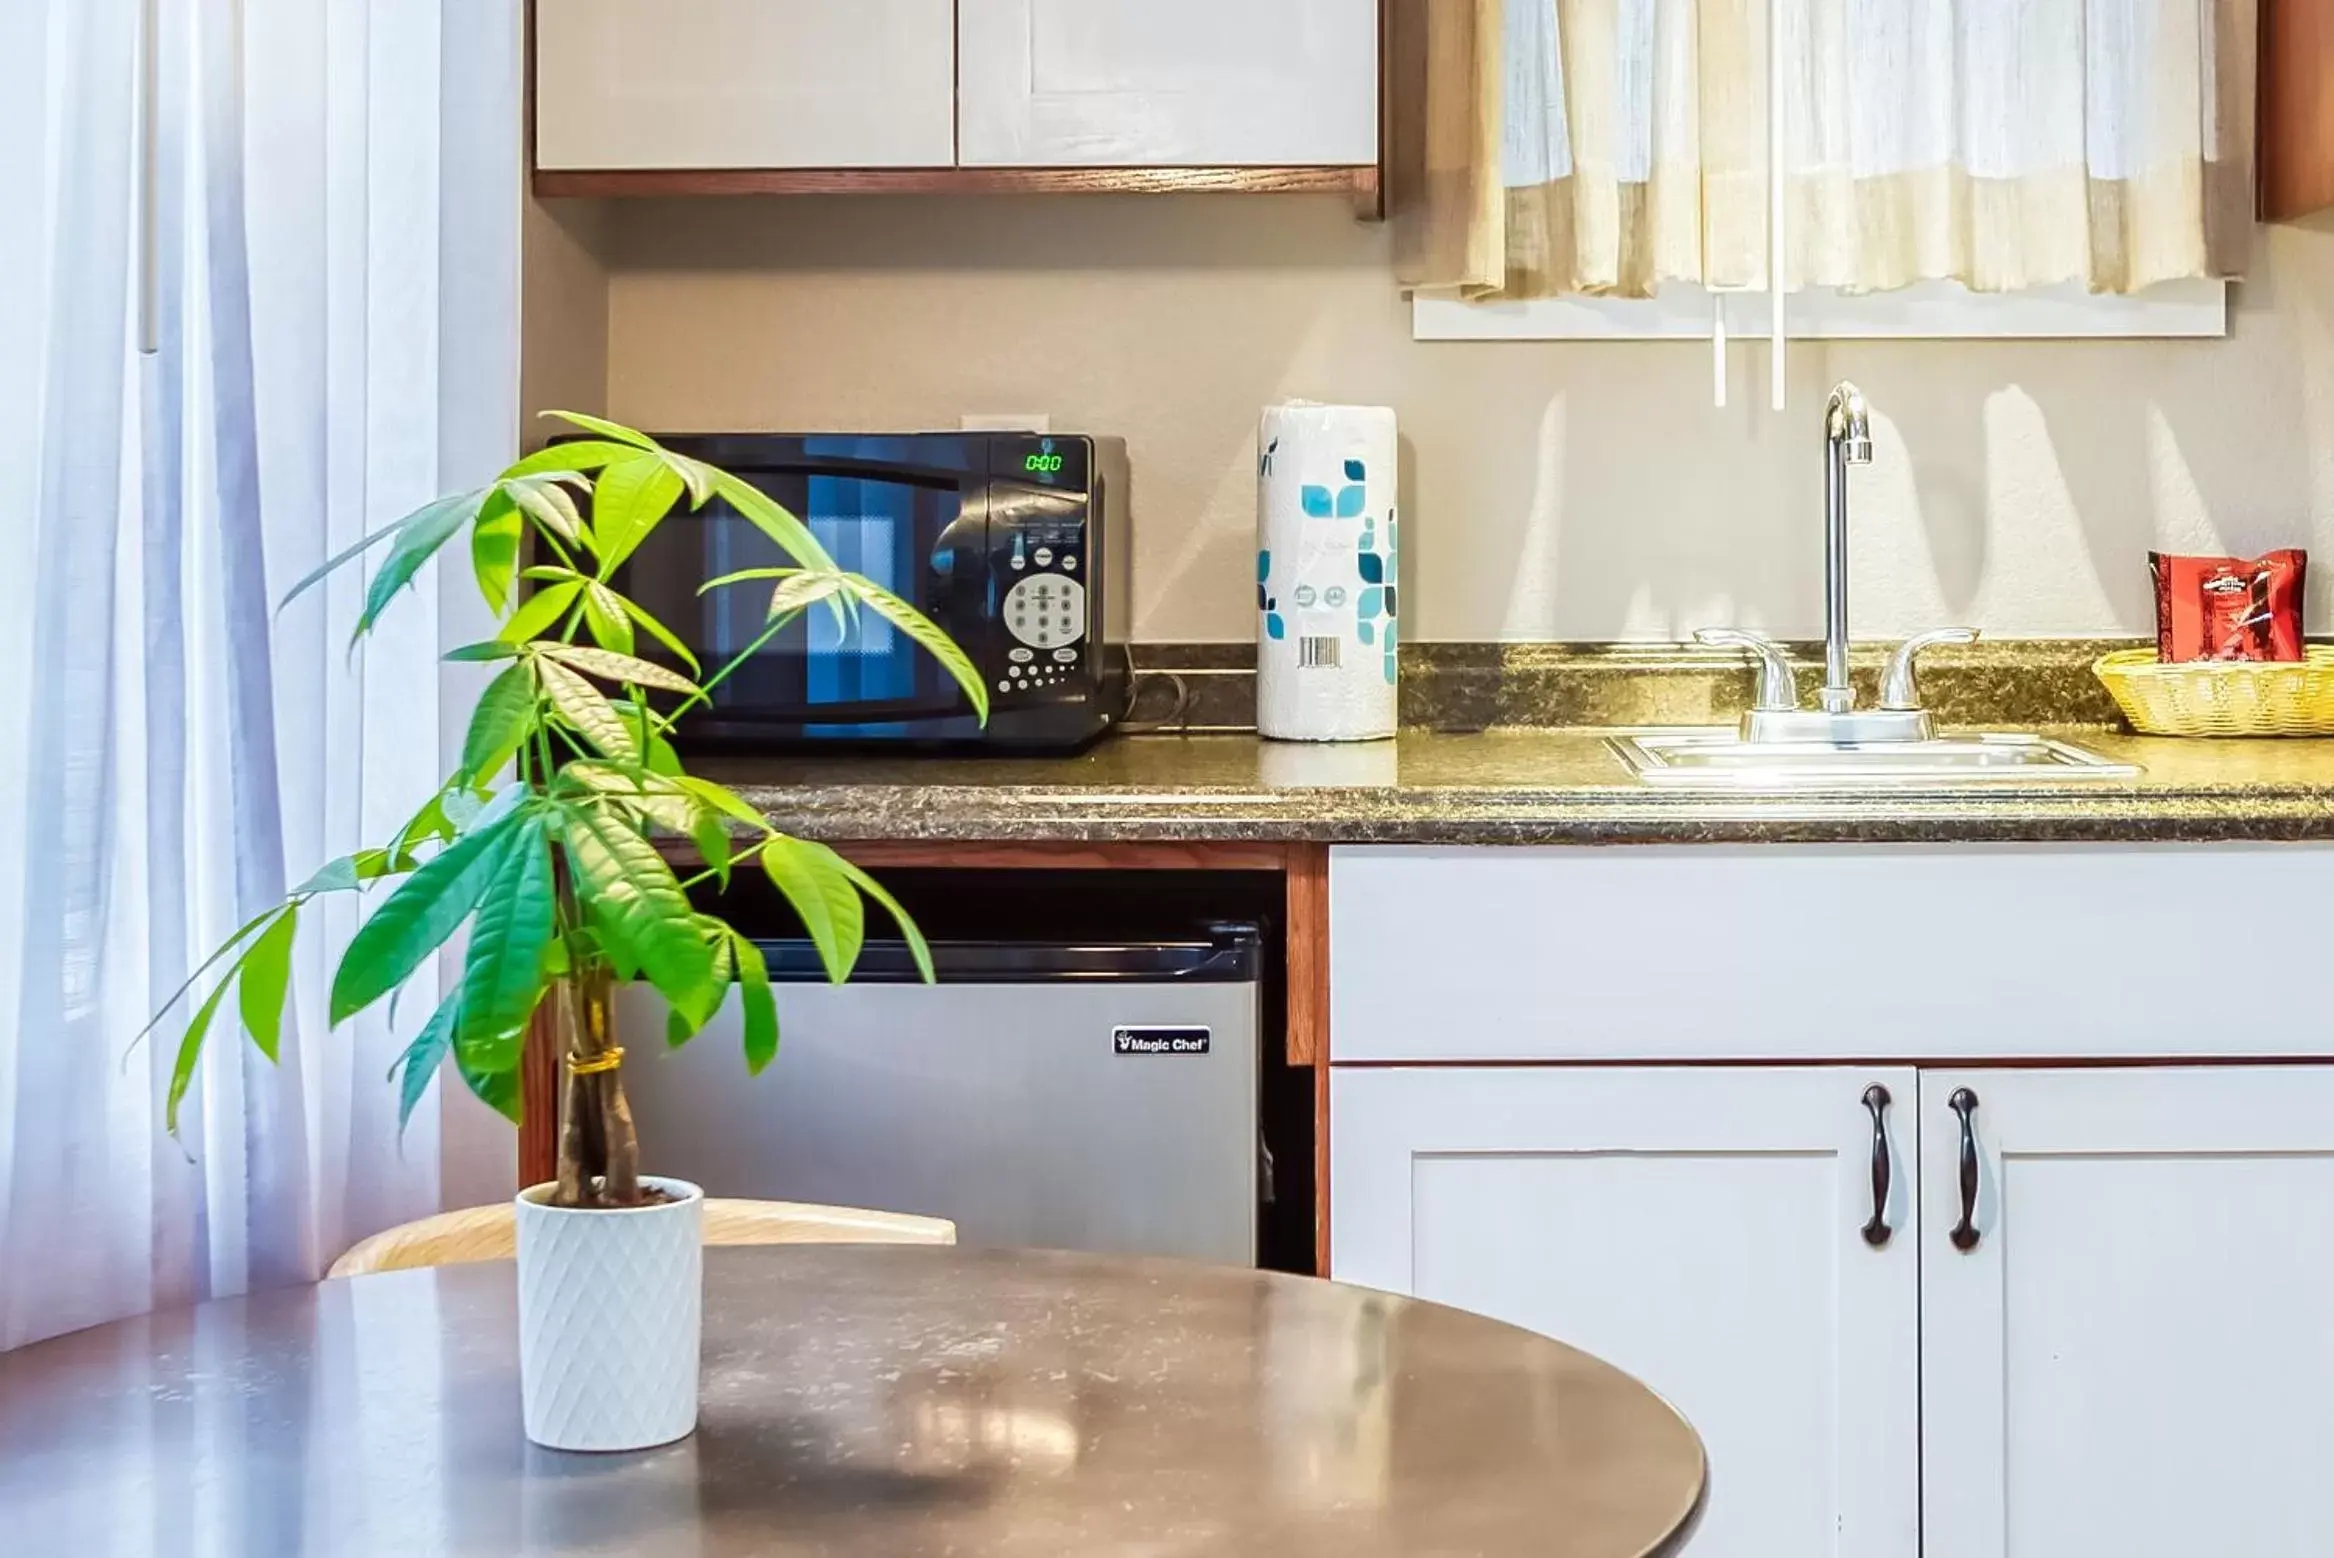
{"left": 1609, "top": 730, "right": 2140, "bottom": 789}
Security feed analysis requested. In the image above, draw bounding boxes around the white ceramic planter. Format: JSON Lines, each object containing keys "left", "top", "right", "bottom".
{"left": 514, "top": 1176, "right": 704, "bottom": 1452}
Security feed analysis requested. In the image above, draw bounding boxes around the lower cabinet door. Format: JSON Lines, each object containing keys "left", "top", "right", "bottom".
{"left": 1332, "top": 1066, "right": 1920, "bottom": 1558}
{"left": 1920, "top": 1066, "right": 2334, "bottom": 1558}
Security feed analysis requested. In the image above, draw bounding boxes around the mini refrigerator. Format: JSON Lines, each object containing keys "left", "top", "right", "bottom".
{"left": 616, "top": 927, "right": 1262, "bottom": 1265}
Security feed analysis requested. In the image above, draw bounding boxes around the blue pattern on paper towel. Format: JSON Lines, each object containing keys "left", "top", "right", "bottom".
{"left": 1263, "top": 456, "right": 1399, "bottom": 685}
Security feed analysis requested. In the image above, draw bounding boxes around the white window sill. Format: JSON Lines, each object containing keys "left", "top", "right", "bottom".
{"left": 1412, "top": 279, "right": 2228, "bottom": 342}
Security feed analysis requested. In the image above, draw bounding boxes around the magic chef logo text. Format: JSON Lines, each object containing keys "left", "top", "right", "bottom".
{"left": 1113, "top": 1028, "right": 1211, "bottom": 1056}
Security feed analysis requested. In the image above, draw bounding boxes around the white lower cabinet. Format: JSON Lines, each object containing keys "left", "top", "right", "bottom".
{"left": 1332, "top": 1066, "right": 1922, "bottom": 1558}
{"left": 1920, "top": 1067, "right": 2334, "bottom": 1558}
{"left": 1333, "top": 1063, "right": 2334, "bottom": 1558}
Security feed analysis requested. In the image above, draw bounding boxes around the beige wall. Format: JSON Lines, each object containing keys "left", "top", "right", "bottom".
{"left": 522, "top": 196, "right": 612, "bottom": 440}
{"left": 587, "top": 195, "right": 2334, "bottom": 644}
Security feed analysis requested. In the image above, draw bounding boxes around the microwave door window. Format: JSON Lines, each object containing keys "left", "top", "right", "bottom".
{"left": 682, "top": 470, "right": 968, "bottom": 725}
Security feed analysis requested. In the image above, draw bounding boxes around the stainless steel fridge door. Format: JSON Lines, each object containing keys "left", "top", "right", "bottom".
{"left": 615, "top": 974, "right": 1260, "bottom": 1264}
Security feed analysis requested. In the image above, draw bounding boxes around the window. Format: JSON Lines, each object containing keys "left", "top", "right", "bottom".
{"left": 1393, "top": 1, "right": 2251, "bottom": 358}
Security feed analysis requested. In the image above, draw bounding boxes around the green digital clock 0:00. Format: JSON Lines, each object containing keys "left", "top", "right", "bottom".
{"left": 1024, "top": 452, "right": 1066, "bottom": 474}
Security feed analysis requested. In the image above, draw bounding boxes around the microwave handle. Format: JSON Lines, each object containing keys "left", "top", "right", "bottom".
{"left": 927, "top": 504, "right": 990, "bottom": 647}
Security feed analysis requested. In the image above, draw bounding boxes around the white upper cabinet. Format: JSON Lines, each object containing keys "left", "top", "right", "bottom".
{"left": 534, "top": 0, "right": 956, "bottom": 172}
{"left": 1334, "top": 1066, "right": 1920, "bottom": 1558}
{"left": 956, "top": 0, "right": 1379, "bottom": 167}
{"left": 1919, "top": 1067, "right": 2334, "bottom": 1558}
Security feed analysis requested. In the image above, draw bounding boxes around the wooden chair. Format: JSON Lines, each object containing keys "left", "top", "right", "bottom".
{"left": 327, "top": 1197, "right": 956, "bottom": 1279}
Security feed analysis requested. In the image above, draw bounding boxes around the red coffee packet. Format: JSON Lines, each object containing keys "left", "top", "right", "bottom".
{"left": 2150, "top": 550, "right": 2306, "bottom": 661}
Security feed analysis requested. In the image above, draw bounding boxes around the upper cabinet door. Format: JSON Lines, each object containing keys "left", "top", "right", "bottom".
{"left": 1333, "top": 1065, "right": 1920, "bottom": 1558}
{"left": 534, "top": 0, "right": 956, "bottom": 172}
{"left": 1920, "top": 1067, "right": 2334, "bottom": 1558}
{"left": 956, "top": 0, "right": 1379, "bottom": 167}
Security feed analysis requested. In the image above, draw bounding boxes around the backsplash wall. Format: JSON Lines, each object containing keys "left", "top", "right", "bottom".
{"left": 591, "top": 196, "right": 2334, "bottom": 644}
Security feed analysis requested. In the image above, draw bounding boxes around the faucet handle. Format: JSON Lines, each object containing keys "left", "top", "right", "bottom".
{"left": 1880, "top": 628, "right": 1979, "bottom": 711}
{"left": 1695, "top": 629, "right": 1800, "bottom": 712}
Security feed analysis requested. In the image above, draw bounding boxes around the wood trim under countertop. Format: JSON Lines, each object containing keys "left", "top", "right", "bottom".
{"left": 825, "top": 839, "right": 1298, "bottom": 873}
{"left": 1282, "top": 846, "right": 1329, "bottom": 1068}
{"left": 533, "top": 165, "right": 1381, "bottom": 200}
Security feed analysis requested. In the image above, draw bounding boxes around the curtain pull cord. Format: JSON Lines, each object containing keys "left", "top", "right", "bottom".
{"left": 137, "top": 0, "right": 159, "bottom": 356}
{"left": 1768, "top": 0, "right": 1786, "bottom": 411}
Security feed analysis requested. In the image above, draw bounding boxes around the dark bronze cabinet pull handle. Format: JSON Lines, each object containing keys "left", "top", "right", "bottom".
{"left": 1860, "top": 1084, "right": 1893, "bottom": 1247}
{"left": 1949, "top": 1087, "right": 1982, "bottom": 1251}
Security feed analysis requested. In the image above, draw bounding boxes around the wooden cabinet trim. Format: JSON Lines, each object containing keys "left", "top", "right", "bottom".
{"left": 533, "top": 164, "right": 1380, "bottom": 201}
{"left": 2262, "top": 0, "right": 2334, "bottom": 221}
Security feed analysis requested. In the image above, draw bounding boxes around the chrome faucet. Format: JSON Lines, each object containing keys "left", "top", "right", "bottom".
{"left": 1821, "top": 382, "right": 1874, "bottom": 713}
{"left": 1695, "top": 382, "right": 1978, "bottom": 744}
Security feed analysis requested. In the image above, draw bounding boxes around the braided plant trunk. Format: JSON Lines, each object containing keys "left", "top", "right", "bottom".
{"left": 551, "top": 964, "right": 645, "bottom": 1208}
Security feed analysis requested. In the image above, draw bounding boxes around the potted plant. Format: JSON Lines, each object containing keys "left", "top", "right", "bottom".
{"left": 141, "top": 415, "right": 985, "bottom": 1451}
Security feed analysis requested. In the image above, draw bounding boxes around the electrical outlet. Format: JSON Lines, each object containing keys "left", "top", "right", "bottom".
{"left": 960, "top": 413, "right": 1051, "bottom": 433}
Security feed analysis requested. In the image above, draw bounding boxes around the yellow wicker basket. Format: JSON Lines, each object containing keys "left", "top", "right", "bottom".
{"left": 2093, "top": 647, "right": 2334, "bottom": 736}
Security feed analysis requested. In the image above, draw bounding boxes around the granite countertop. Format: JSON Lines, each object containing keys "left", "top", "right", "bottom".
{"left": 694, "top": 726, "right": 2334, "bottom": 846}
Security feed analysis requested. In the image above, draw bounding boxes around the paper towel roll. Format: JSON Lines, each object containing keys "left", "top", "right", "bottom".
{"left": 1256, "top": 403, "right": 1399, "bottom": 742}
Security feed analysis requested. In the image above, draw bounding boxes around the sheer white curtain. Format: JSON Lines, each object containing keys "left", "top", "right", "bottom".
{"left": 0, "top": 0, "right": 519, "bottom": 1350}
{"left": 1397, "top": 0, "right": 2256, "bottom": 299}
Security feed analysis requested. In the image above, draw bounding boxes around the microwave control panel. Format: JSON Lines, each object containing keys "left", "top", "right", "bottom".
{"left": 987, "top": 437, "right": 1096, "bottom": 701}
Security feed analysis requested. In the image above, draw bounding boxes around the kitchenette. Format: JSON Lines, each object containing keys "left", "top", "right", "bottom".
{"left": 509, "top": 4, "right": 2334, "bottom": 1556}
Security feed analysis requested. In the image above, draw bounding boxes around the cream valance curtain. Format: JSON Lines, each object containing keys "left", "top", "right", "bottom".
{"left": 1395, "top": 0, "right": 2258, "bottom": 300}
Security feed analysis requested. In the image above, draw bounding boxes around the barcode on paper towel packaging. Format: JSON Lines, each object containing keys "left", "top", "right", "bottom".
{"left": 1297, "top": 636, "right": 1342, "bottom": 669}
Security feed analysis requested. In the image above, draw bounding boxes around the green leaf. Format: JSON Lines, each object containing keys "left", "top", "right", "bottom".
{"left": 277, "top": 515, "right": 407, "bottom": 615}
{"left": 165, "top": 964, "right": 238, "bottom": 1135}
{"left": 471, "top": 490, "right": 522, "bottom": 614}
{"left": 677, "top": 774, "right": 767, "bottom": 830}
{"left": 294, "top": 848, "right": 400, "bottom": 897}
{"left": 503, "top": 438, "right": 636, "bottom": 478}
{"left": 692, "top": 808, "right": 734, "bottom": 891}
{"left": 541, "top": 410, "right": 657, "bottom": 450}
{"left": 658, "top": 449, "right": 718, "bottom": 508}
{"left": 731, "top": 933, "right": 778, "bottom": 1076}
{"left": 714, "top": 473, "right": 839, "bottom": 573}
{"left": 444, "top": 640, "right": 522, "bottom": 664}
{"left": 645, "top": 731, "right": 683, "bottom": 777}
{"left": 460, "top": 661, "right": 538, "bottom": 782}
{"left": 502, "top": 471, "right": 589, "bottom": 546}
{"left": 761, "top": 836, "right": 865, "bottom": 984}
{"left": 768, "top": 570, "right": 855, "bottom": 623}
{"left": 580, "top": 581, "right": 635, "bottom": 654}
{"left": 456, "top": 1033, "right": 523, "bottom": 1126}
{"left": 442, "top": 787, "right": 487, "bottom": 832}
{"left": 356, "top": 488, "right": 489, "bottom": 643}
{"left": 699, "top": 565, "right": 799, "bottom": 592}
{"left": 455, "top": 818, "right": 554, "bottom": 1078}
{"left": 539, "top": 658, "right": 639, "bottom": 761}
{"left": 847, "top": 575, "right": 990, "bottom": 725}
{"left": 558, "top": 762, "right": 700, "bottom": 834}
{"left": 391, "top": 990, "right": 461, "bottom": 1135}
{"left": 500, "top": 579, "right": 583, "bottom": 645}
{"left": 588, "top": 454, "right": 685, "bottom": 570}
{"left": 538, "top": 640, "right": 701, "bottom": 695}
{"left": 385, "top": 787, "right": 458, "bottom": 865}
{"left": 616, "top": 594, "right": 701, "bottom": 675}
{"left": 563, "top": 804, "right": 722, "bottom": 1025}
{"left": 132, "top": 905, "right": 289, "bottom": 1055}
{"left": 328, "top": 810, "right": 524, "bottom": 1026}
{"left": 832, "top": 856, "right": 935, "bottom": 984}
{"left": 236, "top": 909, "right": 299, "bottom": 1062}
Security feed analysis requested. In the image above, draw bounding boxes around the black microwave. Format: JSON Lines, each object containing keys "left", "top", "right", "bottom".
{"left": 608, "top": 432, "right": 1130, "bottom": 751}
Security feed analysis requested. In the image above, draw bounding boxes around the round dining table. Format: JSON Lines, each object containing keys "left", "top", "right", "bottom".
{"left": 1, "top": 1245, "right": 1704, "bottom": 1556}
